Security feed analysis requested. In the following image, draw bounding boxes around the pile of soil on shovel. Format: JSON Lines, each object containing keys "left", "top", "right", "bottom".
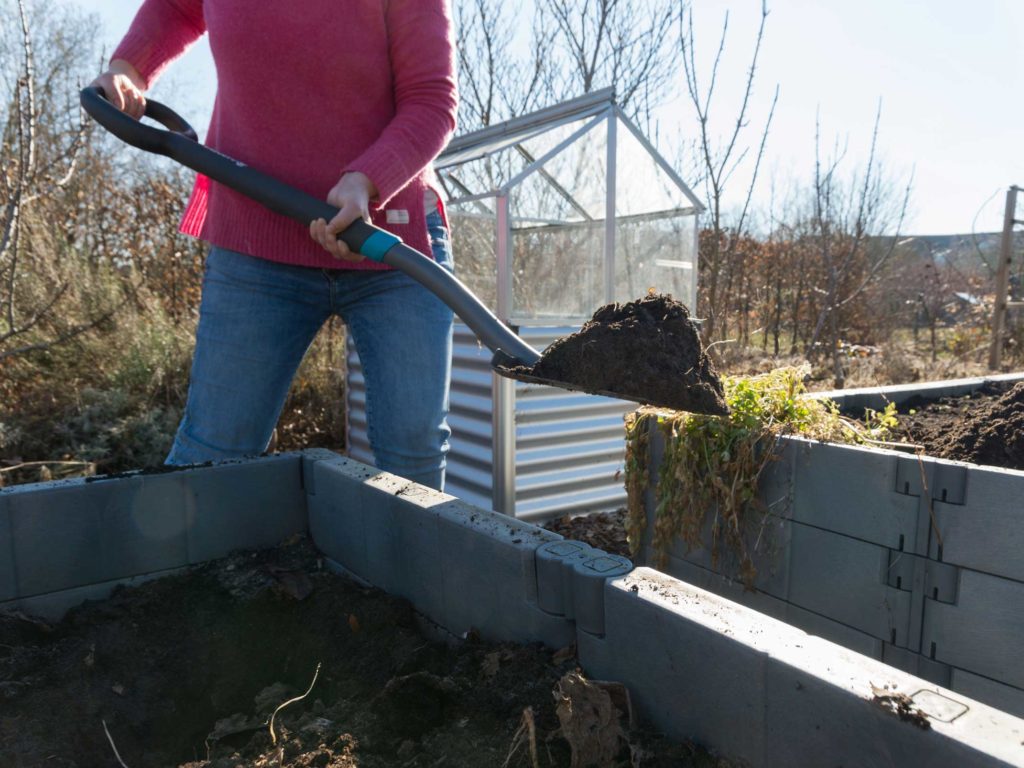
{"left": 892, "top": 380, "right": 1024, "bottom": 470}
{"left": 0, "top": 537, "right": 727, "bottom": 768}
{"left": 502, "top": 294, "right": 728, "bottom": 415}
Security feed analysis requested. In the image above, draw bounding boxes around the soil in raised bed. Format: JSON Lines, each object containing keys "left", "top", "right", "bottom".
{"left": 544, "top": 509, "right": 631, "bottom": 559}
{"left": 892, "top": 380, "right": 1024, "bottom": 470}
{"left": 499, "top": 294, "right": 729, "bottom": 416}
{"left": 0, "top": 537, "right": 725, "bottom": 768}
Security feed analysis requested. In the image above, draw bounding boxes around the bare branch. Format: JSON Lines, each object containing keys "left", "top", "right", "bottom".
{"left": 0, "top": 307, "right": 116, "bottom": 362}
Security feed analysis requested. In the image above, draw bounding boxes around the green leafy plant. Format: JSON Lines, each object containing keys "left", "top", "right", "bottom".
{"left": 624, "top": 366, "right": 898, "bottom": 586}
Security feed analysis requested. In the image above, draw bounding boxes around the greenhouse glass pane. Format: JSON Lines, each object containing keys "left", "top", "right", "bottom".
{"left": 507, "top": 119, "right": 608, "bottom": 322}
{"left": 613, "top": 212, "right": 698, "bottom": 312}
{"left": 437, "top": 114, "right": 605, "bottom": 200}
{"left": 513, "top": 118, "right": 608, "bottom": 221}
{"left": 615, "top": 116, "right": 692, "bottom": 217}
{"left": 449, "top": 200, "right": 498, "bottom": 312}
{"left": 510, "top": 221, "right": 605, "bottom": 323}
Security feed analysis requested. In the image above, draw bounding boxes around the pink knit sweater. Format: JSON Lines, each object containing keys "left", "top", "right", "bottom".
{"left": 113, "top": 0, "right": 458, "bottom": 270}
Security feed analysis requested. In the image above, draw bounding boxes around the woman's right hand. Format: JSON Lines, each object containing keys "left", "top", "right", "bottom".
{"left": 89, "top": 59, "right": 147, "bottom": 119}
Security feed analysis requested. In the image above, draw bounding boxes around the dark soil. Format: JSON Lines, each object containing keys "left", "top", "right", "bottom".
{"left": 501, "top": 294, "right": 728, "bottom": 416}
{"left": 543, "top": 509, "right": 631, "bottom": 559}
{"left": 892, "top": 380, "right": 1024, "bottom": 470}
{"left": 0, "top": 538, "right": 723, "bottom": 768}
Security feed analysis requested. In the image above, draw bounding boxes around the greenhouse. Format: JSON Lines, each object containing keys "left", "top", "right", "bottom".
{"left": 349, "top": 88, "right": 705, "bottom": 520}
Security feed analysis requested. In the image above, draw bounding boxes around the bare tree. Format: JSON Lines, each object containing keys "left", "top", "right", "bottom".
{"left": 804, "top": 104, "right": 913, "bottom": 386}
{"left": 454, "top": 0, "right": 555, "bottom": 130}
{"left": 454, "top": 0, "right": 681, "bottom": 130}
{"left": 0, "top": 0, "right": 115, "bottom": 362}
{"left": 679, "top": 0, "right": 779, "bottom": 343}
{"left": 542, "top": 0, "right": 680, "bottom": 128}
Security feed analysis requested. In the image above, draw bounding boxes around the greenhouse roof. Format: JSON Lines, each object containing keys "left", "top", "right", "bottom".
{"left": 436, "top": 88, "right": 704, "bottom": 217}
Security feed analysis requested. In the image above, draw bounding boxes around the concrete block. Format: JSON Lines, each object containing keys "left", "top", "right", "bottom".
{"left": 307, "top": 456, "right": 381, "bottom": 583}
{"left": 656, "top": 484, "right": 792, "bottom": 599}
{"left": 785, "top": 601, "right": 883, "bottom": 660}
{"left": 882, "top": 643, "right": 953, "bottom": 688}
{"left": 433, "top": 497, "right": 575, "bottom": 647}
{"left": 786, "top": 523, "right": 913, "bottom": 646}
{"left": 952, "top": 669, "right": 1024, "bottom": 720}
{"left": 308, "top": 457, "right": 449, "bottom": 615}
{"left": 300, "top": 448, "right": 345, "bottom": 497}
{"left": 654, "top": 549, "right": 790, "bottom": 620}
{"left": 932, "top": 467, "right": 1024, "bottom": 582}
{"left": 3, "top": 567, "right": 185, "bottom": 621}
{"left": 571, "top": 552, "right": 632, "bottom": 636}
{"left": 0, "top": 495, "right": 16, "bottom": 602}
{"left": 579, "top": 571, "right": 770, "bottom": 762}
{"left": 536, "top": 540, "right": 595, "bottom": 617}
{"left": 578, "top": 568, "right": 1024, "bottom": 768}
{"left": 8, "top": 472, "right": 189, "bottom": 597}
{"left": 788, "top": 439, "right": 921, "bottom": 551}
{"left": 182, "top": 454, "right": 306, "bottom": 563}
{"left": 922, "top": 570, "right": 1024, "bottom": 690}
{"left": 307, "top": 454, "right": 575, "bottom": 649}
{"left": 656, "top": 551, "right": 883, "bottom": 658}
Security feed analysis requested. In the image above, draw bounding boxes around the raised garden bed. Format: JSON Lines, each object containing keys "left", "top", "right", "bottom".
{"left": 630, "top": 372, "right": 1024, "bottom": 720}
{"left": 890, "top": 379, "right": 1024, "bottom": 470}
{"left": 2, "top": 451, "right": 1021, "bottom": 767}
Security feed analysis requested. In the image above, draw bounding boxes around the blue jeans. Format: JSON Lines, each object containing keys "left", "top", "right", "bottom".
{"left": 167, "top": 210, "right": 454, "bottom": 490}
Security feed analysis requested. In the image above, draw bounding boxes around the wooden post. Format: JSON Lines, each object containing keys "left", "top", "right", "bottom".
{"left": 988, "top": 186, "right": 1020, "bottom": 370}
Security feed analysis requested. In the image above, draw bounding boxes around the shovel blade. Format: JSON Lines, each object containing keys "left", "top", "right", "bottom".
{"left": 489, "top": 350, "right": 729, "bottom": 416}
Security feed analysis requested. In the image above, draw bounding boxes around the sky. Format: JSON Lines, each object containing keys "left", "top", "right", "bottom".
{"left": 75, "top": 0, "right": 1024, "bottom": 237}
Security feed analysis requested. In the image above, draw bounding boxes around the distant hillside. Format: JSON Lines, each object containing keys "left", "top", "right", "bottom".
{"left": 894, "top": 231, "right": 1024, "bottom": 267}
{"left": 866, "top": 231, "right": 1024, "bottom": 285}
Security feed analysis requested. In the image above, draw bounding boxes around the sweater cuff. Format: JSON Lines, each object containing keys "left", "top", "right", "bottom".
{"left": 111, "top": 30, "right": 193, "bottom": 90}
{"left": 345, "top": 147, "right": 415, "bottom": 208}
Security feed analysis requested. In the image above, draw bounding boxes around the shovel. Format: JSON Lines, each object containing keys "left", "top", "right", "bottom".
{"left": 80, "top": 88, "right": 726, "bottom": 414}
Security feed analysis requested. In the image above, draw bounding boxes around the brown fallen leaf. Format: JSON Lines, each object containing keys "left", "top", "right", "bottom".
{"left": 554, "top": 672, "right": 631, "bottom": 768}
{"left": 268, "top": 568, "right": 314, "bottom": 601}
{"left": 348, "top": 614, "right": 361, "bottom": 633}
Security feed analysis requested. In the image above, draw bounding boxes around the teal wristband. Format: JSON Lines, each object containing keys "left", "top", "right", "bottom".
{"left": 360, "top": 230, "right": 401, "bottom": 262}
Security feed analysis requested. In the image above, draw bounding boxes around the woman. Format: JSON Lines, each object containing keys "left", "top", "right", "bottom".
{"left": 92, "top": 0, "right": 459, "bottom": 490}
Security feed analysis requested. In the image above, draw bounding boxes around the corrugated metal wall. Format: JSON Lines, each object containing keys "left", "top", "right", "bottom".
{"left": 346, "top": 323, "right": 630, "bottom": 521}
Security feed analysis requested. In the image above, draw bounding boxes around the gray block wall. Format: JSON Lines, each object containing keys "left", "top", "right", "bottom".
{"left": 580, "top": 569, "right": 1024, "bottom": 768}
{"left": 639, "top": 374, "right": 1024, "bottom": 718}
{"left": 3, "top": 450, "right": 1023, "bottom": 766}
{"left": 0, "top": 455, "right": 308, "bottom": 618}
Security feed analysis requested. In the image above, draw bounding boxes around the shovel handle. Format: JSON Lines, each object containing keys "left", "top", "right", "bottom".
{"left": 79, "top": 86, "right": 397, "bottom": 259}
{"left": 79, "top": 87, "right": 542, "bottom": 365}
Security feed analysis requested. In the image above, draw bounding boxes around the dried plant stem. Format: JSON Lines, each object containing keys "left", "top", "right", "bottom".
{"left": 502, "top": 706, "right": 539, "bottom": 768}
{"left": 102, "top": 720, "right": 131, "bottom": 768}
{"left": 915, "top": 449, "right": 945, "bottom": 551}
{"left": 269, "top": 662, "right": 321, "bottom": 745}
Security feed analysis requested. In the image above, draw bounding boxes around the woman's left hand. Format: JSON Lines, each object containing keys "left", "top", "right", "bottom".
{"left": 310, "top": 171, "right": 378, "bottom": 262}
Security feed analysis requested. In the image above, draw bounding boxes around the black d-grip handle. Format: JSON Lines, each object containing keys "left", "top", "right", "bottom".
{"left": 80, "top": 86, "right": 198, "bottom": 154}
